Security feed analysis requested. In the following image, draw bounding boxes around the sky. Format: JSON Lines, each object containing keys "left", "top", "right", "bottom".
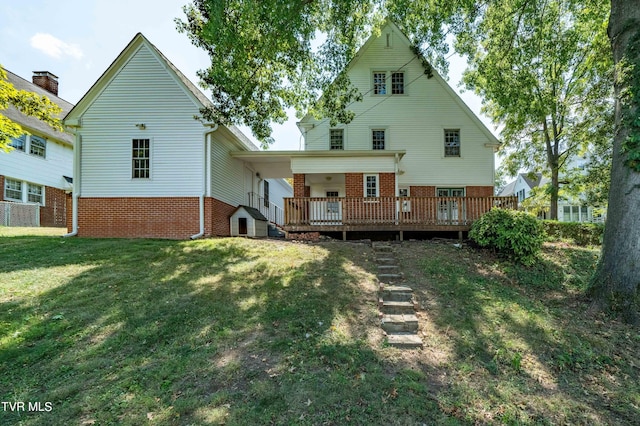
{"left": 0, "top": 0, "right": 497, "bottom": 151}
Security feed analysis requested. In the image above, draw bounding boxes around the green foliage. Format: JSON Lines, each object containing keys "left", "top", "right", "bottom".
{"left": 543, "top": 220, "right": 604, "bottom": 246}
{"left": 470, "top": 208, "right": 545, "bottom": 265}
{"left": 458, "top": 0, "right": 613, "bottom": 217}
{"left": 176, "top": 0, "right": 479, "bottom": 145}
{"left": 0, "top": 65, "right": 63, "bottom": 152}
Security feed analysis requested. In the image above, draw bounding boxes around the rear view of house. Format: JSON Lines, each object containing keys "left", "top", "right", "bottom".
{"left": 64, "top": 34, "right": 291, "bottom": 239}
{"left": 1, "top": 69, "right": 73, "bottom": 227}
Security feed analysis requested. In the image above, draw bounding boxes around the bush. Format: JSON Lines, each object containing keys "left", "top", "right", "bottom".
{"left": 542, "top": 221, "right": 604, "bottom": 246}
{"left": 470, "top": 208, "right": 545, "bottom": 265}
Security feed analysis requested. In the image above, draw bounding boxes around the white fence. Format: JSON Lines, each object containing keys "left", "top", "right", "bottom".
{"left": 0, "top": 201, "right": 40, "bottom": 227}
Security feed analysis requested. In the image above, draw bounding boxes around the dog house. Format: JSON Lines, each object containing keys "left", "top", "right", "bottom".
{"left": 230, "top": 205, "right": 269, "bottom": 237}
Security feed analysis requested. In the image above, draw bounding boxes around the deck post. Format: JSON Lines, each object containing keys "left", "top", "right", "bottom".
{"left": 458, "top": 230, "right": 463, "bottom": 243}
{"left": 342, "top": 231, "right": 347, "bottom": 241}
{"left": 399, "top": 230, "right": 404, "bottom": 241}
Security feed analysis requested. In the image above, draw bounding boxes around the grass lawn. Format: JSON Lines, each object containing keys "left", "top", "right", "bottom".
{"left": 0, "top": 229, "right": 638, "bottom": 425}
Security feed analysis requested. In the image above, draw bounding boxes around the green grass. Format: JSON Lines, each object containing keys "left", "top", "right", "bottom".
{"left": 0, "top": 231, "right": 638, "bottom": 425}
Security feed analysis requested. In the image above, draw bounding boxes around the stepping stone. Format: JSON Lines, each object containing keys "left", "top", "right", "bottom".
{"left": 381, "top": 314, "right": 419, "bottom": 333}
{"left": 379, "top": 300, "right": 415, "bottom": 315}
{"left": 387, "top": 333, "right": 423, "bottom": 349}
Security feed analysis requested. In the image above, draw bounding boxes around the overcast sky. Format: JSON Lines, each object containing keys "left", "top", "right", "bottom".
{"left": 0, "top": 0, "right": 496, "bottom": 150}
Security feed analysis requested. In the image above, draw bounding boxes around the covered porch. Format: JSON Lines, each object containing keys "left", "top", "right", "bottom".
{"left": 283, "top": 195, "right": 518, "bottom": 239}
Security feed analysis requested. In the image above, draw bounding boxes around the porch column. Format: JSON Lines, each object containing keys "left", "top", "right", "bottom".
{"left": 293, "top": 174, "right": 309, "bottom": 197}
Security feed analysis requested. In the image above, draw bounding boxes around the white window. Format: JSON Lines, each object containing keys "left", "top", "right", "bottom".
{"left": 4, "top": 179, "right": 22, "bottom": 201}
{"left": 27, "top": 184, "right": 43, "bottom": 205}
{"left": 391, "top": 72, "right": 404, "bottom": 94}
{"left": 329, "top": 129, "right": 344, "bottom": 150}
{"left": 373, "top": 72, "right": 387, "bottom": 95}
{"left": 132, "top": 139, "right": 150, "bottom": 179}
{"left": 364, "top": 175, "right": 379, "bottom": 198}
{"left": 372, "top": 129, "right": 385, "bottom": 150}
{"left": 10, "top": 135, "right": 26, "bottom": 151}
{"left": 444, "top": 129, "right": 460, "bottom": 157}
{"left": 29, "top": 135, "right": 46, "bottom": 158}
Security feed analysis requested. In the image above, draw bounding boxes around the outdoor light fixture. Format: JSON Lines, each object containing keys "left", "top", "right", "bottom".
{"left": 135, "top": 123, "right": 146, "bottom": 130}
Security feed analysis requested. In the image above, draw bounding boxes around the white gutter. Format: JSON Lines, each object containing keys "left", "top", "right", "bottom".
{"left": 191, "top": 123, "right": 219, "bottom": 239}
{"left": 63, "top": 131, "right": 81, "bottom": 237}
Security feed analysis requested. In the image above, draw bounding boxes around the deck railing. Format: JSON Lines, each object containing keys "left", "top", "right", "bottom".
{"left": 247, "top": 192, "right": 285, "bottom": 226}
{"left": 284, "top": 196, "right": 518, "bottom": 227}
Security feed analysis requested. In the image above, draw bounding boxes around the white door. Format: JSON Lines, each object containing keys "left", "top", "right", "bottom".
{"left": 310, "top": 190, "right": 342, "bottom": 224}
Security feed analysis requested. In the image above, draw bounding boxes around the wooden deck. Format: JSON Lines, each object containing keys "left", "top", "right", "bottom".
{"left": 283, "top": 196, "right": 518, "bottom": 235}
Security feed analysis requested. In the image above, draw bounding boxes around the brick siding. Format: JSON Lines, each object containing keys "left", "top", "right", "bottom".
{"left": 75, "top": 196, "right": 236, "bottom": 239}
{"left": 409, "top": 186, "right": 436, "bottom": 197}
{"left": 40, "top": 185, "right": 67, "bottom": 227}
{"left": 345, "top": 173, "right": 363, "bottom": 197}
{"left": 465, "top": 186, "right": 495, "bottom": 197}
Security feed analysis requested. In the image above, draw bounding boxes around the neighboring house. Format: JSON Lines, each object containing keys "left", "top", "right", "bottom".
{"left": 499, "top": 166, "right": 604, "bottom": 223}
{"left": 63, "top": 33, "right": 291, "bottom": 239}
{"left": 0, "top": 69, "right": 74, "bottom": 227}
{"left": 233, "top": 21, "right": 515, "bottom": 240}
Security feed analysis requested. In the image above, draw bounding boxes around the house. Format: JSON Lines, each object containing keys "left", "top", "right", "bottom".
{"left": 498, "top": 173, "right": 544, "bottom": 203}
{"left": 232, "top": 21, "right": 516, "bottom": 240}
{"left": 63, "top": 33, "right": 291, "bottom": 239}
{"left": 1, "top": 69, "right": 74, "bottom": 227}
{"left": 499, "top": 166, "right": 605, "bottom": 223}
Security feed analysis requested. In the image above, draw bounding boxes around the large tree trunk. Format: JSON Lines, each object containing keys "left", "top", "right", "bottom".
{"left": 590, "top": 0, "right": 640, "bottom": 323}
{"left": 549, "top": 163, "right": 559, "bottom": 220}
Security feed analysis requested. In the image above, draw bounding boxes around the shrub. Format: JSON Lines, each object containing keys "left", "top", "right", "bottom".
{"left": 469, "top": 208, "right": 545, "bottom": 265}
{"left": 542, "top": 220, "right": 604, "bottom": 246}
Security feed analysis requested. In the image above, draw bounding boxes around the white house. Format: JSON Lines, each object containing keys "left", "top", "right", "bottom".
{"left": 63, "top": 33, "right": 291, "bottom": 239}
{"left": 233, "top": 21, "right": 514, "bottom": 239}
{"left": 1, "top": 69, "right": 74, "bottom": 227}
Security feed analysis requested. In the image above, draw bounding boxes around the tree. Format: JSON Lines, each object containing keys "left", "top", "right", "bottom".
{"left": 176, "top": 0, "right": 476, "bottom": 146}
{"left": 590, "top": 0, "right": 640, "bottom": 323}
{"left": 457, "top": 0, "right": 613, "bottom": 220}
{"left": 0, "top": 66, "right": 63, "bottom": 152}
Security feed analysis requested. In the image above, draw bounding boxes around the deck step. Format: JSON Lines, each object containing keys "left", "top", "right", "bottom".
{"left": 387, "top": 333, "right": 423, "bottom": 349}
{"left": 381, "top": 314, "right": 419, "bottom": 333}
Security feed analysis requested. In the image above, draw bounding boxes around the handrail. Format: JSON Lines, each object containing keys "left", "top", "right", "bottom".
{"left": 283, "top": 196, "right": 518, "bottom": 227}
{"left": 247, "top": 192, "right": 284, "bottom": 226}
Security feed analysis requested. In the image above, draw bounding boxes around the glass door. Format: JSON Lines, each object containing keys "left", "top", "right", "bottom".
{"left": 437, "top": 188, "right": 465, "bottom": 223}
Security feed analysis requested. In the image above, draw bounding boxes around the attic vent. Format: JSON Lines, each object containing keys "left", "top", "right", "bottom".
{"left": 385, "top": 32, "right": 392, "bottom": 48}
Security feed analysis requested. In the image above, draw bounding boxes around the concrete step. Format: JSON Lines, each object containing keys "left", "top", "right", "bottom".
{"left": 378, "top": 273, "right": 403, "bottom": 282}
{"left": 376, "top": 257, "right": 397, "bottom": 265}
{"left": 377, "top": 264, "right": 399, "bottom": 272}
{"left": 379, "top": 300, "right": 416, "bottom": 315}
{"left": 372, "top": 244, "right": 393, "bottom": 253}
{"left": 387, "top": 333, "right": 423, "bottom": 349}
{"left": 380, "top": 285, "right": 413, "bottom": 302}
{"left": 381, "top": 314, "right": 419, "bottom": 333}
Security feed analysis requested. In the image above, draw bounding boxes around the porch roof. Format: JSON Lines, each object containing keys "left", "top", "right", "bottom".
{"left": 229, "top": 150, "right": 406, "bottom": 179}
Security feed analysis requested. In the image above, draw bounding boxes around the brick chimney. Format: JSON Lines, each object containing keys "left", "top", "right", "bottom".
{"left": 32, "top": 71, "right": 59, "bottom": 96}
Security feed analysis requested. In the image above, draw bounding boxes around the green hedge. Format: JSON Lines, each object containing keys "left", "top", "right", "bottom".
{"left": 470, "top": 208, "right": 545, "bottom": 265}
{"left": 542, "top": 220, "right": 604, "bottom": 246}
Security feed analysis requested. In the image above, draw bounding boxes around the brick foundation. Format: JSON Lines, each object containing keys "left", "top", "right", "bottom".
{"left": 75, "top": 196, "right": 236, "bottom": 239}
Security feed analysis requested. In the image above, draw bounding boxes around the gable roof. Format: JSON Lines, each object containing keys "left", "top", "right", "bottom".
{"left": 64, "top": 33, "right": 259, "bottom": 152}
{"left": 4, "top": 69, "right": 74, "bottom": 146}
{"left": 233, "top": 205, "right": 268, "bottom": 221}
{"left": 299, "top": 21, "right": 499, "bottom": 145}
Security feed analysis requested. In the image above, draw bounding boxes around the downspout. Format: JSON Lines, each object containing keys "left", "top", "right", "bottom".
{"left": 191, "top": 123, "right": 218, "bottom": 239}
{"left": 394, "top": 153, "right": 400, "bottom": 224}
{"left": 63, "top": 131, "right": 81, "bottom": 237}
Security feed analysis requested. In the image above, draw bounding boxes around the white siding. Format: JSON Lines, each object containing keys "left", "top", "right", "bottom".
{"left": 300, "top": 23, "right": 495, "bottom": 187}
{"left": 210, "top": 130, "right": 246, "bottom": 206}
{"left": 79, "top": 45, "right": 205, "bottom": 197}
{"left": 265, "top": 178, "right": 292, "bottom": 210}
{"left": 291, "top": 156, "right": 395, "bottom": 174}
{"left": 0, "top": 137, "right": 72, "bottom": 190}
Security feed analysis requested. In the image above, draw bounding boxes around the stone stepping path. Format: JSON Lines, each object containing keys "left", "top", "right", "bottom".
{"left": 373, "top": 242, "right": 423, "bottom": 349}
